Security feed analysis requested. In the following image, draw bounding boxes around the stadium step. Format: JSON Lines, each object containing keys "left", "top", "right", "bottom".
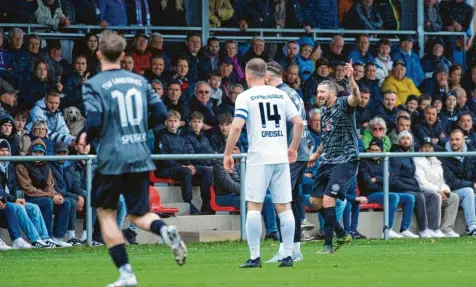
{"left": 154, "top": 186, "right": 203, "bottom": 207}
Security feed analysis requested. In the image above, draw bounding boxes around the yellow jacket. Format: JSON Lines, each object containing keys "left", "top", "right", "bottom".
{"left": 381, "top": 74, "right": 421, "bottom": 106}
{"left": 209, "top": 0, "right": 234, "bottom": 28}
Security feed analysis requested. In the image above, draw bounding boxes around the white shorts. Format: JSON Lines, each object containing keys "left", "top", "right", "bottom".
{"left": 245, "top": 163, "right": 292, "bottom": 204}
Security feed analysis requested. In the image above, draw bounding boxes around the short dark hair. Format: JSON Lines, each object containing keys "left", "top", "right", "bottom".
{"left": 98, "top": 30, "right": 126, "bottom": 62}
{"left": 176, "top": 57, "right": 189, "bottom": 66}
{"left": 150, "top": 55, "right": 165, "bottom": 65}
{"left": 187, "top": 32, "right": 201, "bottom": 41}
{"left": 360, "top": 87, "right": 371, "bottom": 94}
{"left": 46, "top": 90, "right": 60, "bottom": 99}
{"left": 190, "top": 111, "right": 204, "bottom": 121}
{"left": 218, "top": 113, "right": 233, "bottom": 125}
{"left": 406, "top": 94, "right": 419, "bottom": 103}
{"left": 377, "top": 38, "right": 392, "bottom": 48}
{"left": 356, "top": 34, "right": 369, "bottom": 42}
{"left": 418, "top": 94, "right": 432, "bottom": 105}
{"left": 207, "top": 37, "right": 219, "bottom": 46}
{"left": 14, "top": 110, "right": 28, "bottom": 120}
{"left": 208, "top": 70, "right": 222, "bottom": 80}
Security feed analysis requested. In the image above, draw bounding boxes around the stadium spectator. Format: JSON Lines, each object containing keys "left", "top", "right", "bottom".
{"left": 181, "top": 33, "right": 213, "bottom": 84}
{"left": 50, "top": 141, "right": 85, "bottom": 246}
{"left": 343, "top": 0, "right": 383, "bottom": 30}
{"left": 278, "top": 41, "right": 299, "bottom": 72}
{"left": 292, "top": 0, "right": 340, "bottom": 31}
{"left": 421, "top": 38, "right": 451, "bottom": 78}
{"left": 390, "top": 131, "right": 441, "bottom": 238}
{"left": 170, "top": 57, "right": 191, "bottom": 95}
{"left": 96, "top": 0, "right": 127, "bottom": 26}
{"left": 355, "top": 88, "right": 373, "bottom": 133}
{"left": 204, "top": 37, "right": 220, "bottom": 71}
{"left": 375, "top": 38, "right": 393, "bottom": 86}
{"left": 149, "top": 0, "right": 186, "bottom": 26}
{"left": 189, "top": 81, "right": 218, "bottom": 130}
{"left": 26, "top": 91, "right": 75, "bottom": 146}
{"left": 125, "top": 0, "right": 151, "bottom": 26}
{"left": 209, "top": 0, "right": 234, "bottom": 28}
{"left": 419, "top": 64, "right": 450, "bottom": 96}
{"left": 441, "top": 129, "right": 476, "bottom": 236}
{"left": 0, "top": 78, "right": 18, "bottom": 116}
{"left": 296, "top": 37, "right": 315, "bottom": 82}
{"left": 219, "top": 59, "right": 238, "bottom": 98}
{"left": 144, "top": 56, "right": 168, "bottom": 87}
{"left": 432, "top": 94, "right": 444, "bottom": 115}
{"left": 0, "top": 115, "right": 20, "bottom": 156}
{"left": 222, "top": 41, "right": 244, "bottom": 83}
{"left": 216, "top": 83, "right": 241, "bottom": 116}
{"left": 33, "top": 0, "right": 70, "bottom": 30}
{"left": 151, "top": 79, "right": 164, "bottom": 99}
{"left": 389, "top": 114, "right": 418, "bottom": 151}
{"left": 414, "top": 138, "right": 460, "bottom": 237}
{"left": 147, "top": 33, "right": 172, "bottom": 72}
{"left": 381, "top": 60, "right": 421, "bottom": 106}
{"left": 391, "top": 35, "right": 424, "bottom": 86}
{"left": 347, "top": 34, "right": 375, "bottom": 64}
{"left": 453, "top": 88, "right": 473, "bottom": 117}
{"left": 154, "top": 110, "right": 212, "bottom": 215}
{"left": 42, "top": 40, "right": 65, "bottom": 83}
{"left": 29, "top": 120, "right": 54, "bottom": 155}
{"left": 241, "top": 37, "right": 269, "bottom": 67}
{"left": 237, "top": 0, "right": 280, "bottom": 30}
{"left": 352, "top": 61, "right": 365, "bottom": 84}
{"left": 358, "top": 138, "right": 418, "bottom": 238}
{"left": 323, "top": 35, "right": 346, "bottom": 66}
{"left": 0, "top": 139, "right": 56, "bottom": 248}
{"left": 362, "top": 62, "right": 382, "bottom": 105}
{"left": 0, "top": 30, "right": 15, "bottom": 71}
{"left": 208, "top": 72, "right": 223, "bottom": 105}
{"left": 71, "top": 0, "right": 108, "bottom": 27}
{"left": 398, "top": 94, "right": 419, "bottom": 119}
{"left": 303, "top": 58, "right": 331, "bottom": 102}
{"left": 449, "top": 64, "right": 464, "bottom": 90}
{"left": 211, "top": 113, "right": 232, "bottom": 152}
{"left": 15, "top": 34, "right": 42, "bottom": 78}
{"left": 284, "top": 65, "right": 303, "bottom": 98}
{"left": 184, "top": 112, "right": 214, "bottom": 167}
{"left": 14, "top": 110, "right": 31, "bottom": 156}
{"left": 343, "top": 178, "right": 367, "bottom": 239}
{"left": 120, "top": 54, "right": 135, "bottom": 72}
{"left": 131, "top": 33, "right": 152, "bottom": 75}
{"left": 16, "top": 139, "right": 72, "bottom": 246}
{"left": 454, "top": 113, "right": 476, "bottom": 149}
{"left": 333, "top": 61, "right": 350, "bottom": 95}
{"left": 163, "top": 81, "right": 190, "bottom": 127}
{"left": 413, "top": 106, "right": 447, "bottom": 151}
{"left": 424, "top": 0, "right": 443, "bottom": 32}
{"left": 19, "top": 59, "right": 55, "bottom": 109}
{"left": 440, "top": 0, "right": 474, "bottom": 34}
{"left": 361, "top": 117, "right": 391, "bottom": 152}
{"left": 1, "top": 0, "right": 39, "bottom": 24}
{"left": 375, "top": 90, "right": 400, "bottom": 132}
{"left": 63, "top": 55, "right": 88, "bottom": 112}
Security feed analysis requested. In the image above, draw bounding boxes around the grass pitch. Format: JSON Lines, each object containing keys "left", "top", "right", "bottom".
{"left": 1, "top": 238, "right": 476, "bottom": 287}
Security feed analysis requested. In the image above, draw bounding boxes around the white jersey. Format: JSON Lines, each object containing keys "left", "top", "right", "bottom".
{"left": 234, "top": 85, "right": 299, "bottom": 166}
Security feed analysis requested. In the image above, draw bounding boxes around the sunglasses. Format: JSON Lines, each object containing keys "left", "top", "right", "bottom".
{"left": 372, "top": 127, "right": 384, "bottom": 131}
{"left": 197, "top": 90, "right": 210, "bottom": 94}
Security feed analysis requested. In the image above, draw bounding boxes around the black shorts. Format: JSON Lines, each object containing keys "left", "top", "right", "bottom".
{"left": 311, "top": 161, "right": 358, "bottom": 200}
{"left": 92, "top": 172, "right": 150, "bottom": 216}
{"left": 290, "top": 162, "right": 307, "bottom": 200}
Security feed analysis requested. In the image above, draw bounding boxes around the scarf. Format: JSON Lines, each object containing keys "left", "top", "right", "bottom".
{"left": 134, "top": 0, "right": 151, "bottom": 26}
{"left": 229, "top": 56, "right": 244, "bottom": 82}
{"left": 161, "top": 0, "right": 184, "bottom": 11}
{"left": 172, "top": 74, "right": 189, "bottom": 91}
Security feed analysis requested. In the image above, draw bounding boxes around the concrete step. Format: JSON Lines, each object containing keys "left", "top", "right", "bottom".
{"left": 162, "top": 214, "right": 241, "bottom": 232}
{"left": 154, "top": 186, "right": 202, "bottom": 208}
{"left": 179, "top": 231, "right": 241, "bottom": 243}
{"left": 162, "top": 203, "right": 190, "bottom": 216}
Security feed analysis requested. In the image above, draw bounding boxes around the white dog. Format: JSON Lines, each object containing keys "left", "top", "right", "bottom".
{"left": 64, "top": 106, "right": 86, "bottom": 138}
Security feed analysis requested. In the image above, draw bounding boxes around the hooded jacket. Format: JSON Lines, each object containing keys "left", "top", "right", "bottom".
{"left": 441, "top": 141, "right": 476, "bottom": 190}
{"left": 414, "top": 156, "right": 450, "bottom": 193}
{"left": 26, "top": 98, "right": 74, "bottom": 145}
{"left": 389, "top": 150, "right": 420, "bottom": 192}
{"left": 0, "top": 114, "right": 20, "bottom": 156}
{"left": 50, "top": 160, "right": 86, "bottom": 200}
{"left": 15, "top": 138, "right": 57, "bottom": 198}
{"left": 358, "top": 158, "right": 385, "bottom": 195}
{"left": 381, "top": 74, "right": 422, "bottom": 106}
{"left": 391, "top": 48, "right": 425, "bottom": 86}
{"left": 0, "top": 139, "right": 22, "bottom": 202}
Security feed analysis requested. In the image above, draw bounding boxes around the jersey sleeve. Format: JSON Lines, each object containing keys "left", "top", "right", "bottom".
{"left": 284, "top": 94, "right": 300, "bottom": 121}
{"left": 234, "top": 93, "right": 249, "bottom": 120}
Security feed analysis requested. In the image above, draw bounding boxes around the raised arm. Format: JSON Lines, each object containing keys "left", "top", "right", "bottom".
{"left": 345, "top": 60, "right": 361, "bottom": 107}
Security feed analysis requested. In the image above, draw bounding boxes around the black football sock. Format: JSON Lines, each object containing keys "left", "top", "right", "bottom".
{"left": 323, "top": 207, "right": 337, "bottom": 246}
{"left": 109, "top": 243, "right": 129, "bottom": 269}
{"left": 150, "top": 219, "right": 167, "bottom": 238}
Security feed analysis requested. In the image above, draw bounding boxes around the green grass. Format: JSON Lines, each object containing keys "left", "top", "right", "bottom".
{"left": 2, "top": 238, "right": 476, "bottom": 287}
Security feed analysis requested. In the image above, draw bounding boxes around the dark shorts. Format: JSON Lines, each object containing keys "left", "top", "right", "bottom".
{"left": 92, "top": 172, "right": 150, "bottom": 216}
{"left": 311, "top": 161, "right": 358, "bottom": 200}
{"left": 290, "top": 162, "right": 307, "bottom": 200}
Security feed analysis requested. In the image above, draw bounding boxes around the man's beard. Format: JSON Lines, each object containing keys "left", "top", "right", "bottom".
{"left": 399, "top": 145, "right": 411, "bottom": 152}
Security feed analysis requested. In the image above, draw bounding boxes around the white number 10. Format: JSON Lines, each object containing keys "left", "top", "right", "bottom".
{"left": 111, "top": 88, "right": 143, "bottom": 127}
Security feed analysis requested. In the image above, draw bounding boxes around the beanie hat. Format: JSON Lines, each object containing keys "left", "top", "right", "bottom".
{"left": 397, "top": 130, "right": 413, "bottom": 143}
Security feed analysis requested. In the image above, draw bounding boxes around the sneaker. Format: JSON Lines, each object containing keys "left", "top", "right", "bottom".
{"left": 122, "top": 228, "right": 139, "bottom": 245}
{"left": 189, "top": 204, "right": 201, "bottom": 215}
{"left": 0, "top": 239, "right": 12, "bottom": 251}
{"left": 163, "top": 226, "right": 187, "bottom": 266}
{"left": 32, "top": 240, "right": 50, "bottom": 248}
{"left": 239, "top": 257, "right": 261, "bottom": 268}
{"left": 316, "top": 245, "right": 335, "bottom": 254}
{"left": 442, "top": 228, "right": 460, "bottom": 238}
{"left": 53, "top": 238, "right": 73, "bottom": 247}
{"left": 12, "top": 238, "right": 32, "bottom": 249}
{"left": 292, "top": 252, "right": 304, "bottom": 262}
{"left": 278, "top": 256, "right": 293, "bottom": 268}
{"left": 400, "top": 230, "right": 419, "bottom": 239}
{"left": 333, "top": 233, "right": 352, "bottom": 251}
{"left": 106, "top": 273, "right": 138, "bottom": 287}
{"left": 44, "top": 239, "right": 57, "bottom": 248}
{"left": 92, "top": 240, "right": 104, "bottom": 246}
{"left": 67, "top": 238, "right": 83, "bottom": 246}
{"left": 315, "top": 230, "right": 325, "bottom": 240}
{"left": 465, "top": 225, "right": 476, "bottom": 235}
{"left": 349, "top": 231, "right": 367, "bottom": 239}
{"left": 265, "top": 252, "right": 283, "bottom": 263}
{"left": 382, "top": 230, "right": 403, "bottom": 239}
{"left": 428, "top": 229, "right": 445, "bottom": 238}
{"left": 301, "top": 219, "right": 315, "bottom": 231}
{"left": 419, "top": 229, "right": 433, "bottom": 238}
{"left": 264, "top": 232, "right": 280, "bottom": 241}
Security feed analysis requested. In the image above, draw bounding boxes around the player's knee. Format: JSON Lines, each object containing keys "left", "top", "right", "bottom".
{"left": 310, "top": 197, "right": 322, "bottom": 210}
{"left": 323, "top": 196, "right": 336, "bottom": 208}
{"left": 247, "top": 201, "right": 263, "bottom": 212}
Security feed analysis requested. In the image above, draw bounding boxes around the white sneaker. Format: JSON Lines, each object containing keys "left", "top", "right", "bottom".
{"left": 106, "top": 273, "right": 138, "bottom": 287}
{"left": 428, "top": 229, "right": 445, "bottom": 238}
{"left": 0, "top": 239, "right": 12, "bottom": 251}
{"left": 442, "top": 228, "right": 460, "bottom": 238}
{"left": 387, "top": 230, "right": 404, "bottom": 239}
{"left": 12, "top": 238, "right": 32, "bottom": 249}
{"left": 162, "top": 226, "right": 187, "bottom": 265}
{"left": 265, "top": 252, "right": 283, "bottom": 263}
{"left": 53, "top": 238, "right": 72, "bottom": 247}
{"left": 419, "top": 229, "right": 433, "bottom": 238}
{"left": 301, "top": 219, "right": 315, "bottom": 231}
{"left": 400, "top": 230, "right": 419, "bottom": 238}
{"left": 292, "top": 252, "right": 304, "bottom": 262}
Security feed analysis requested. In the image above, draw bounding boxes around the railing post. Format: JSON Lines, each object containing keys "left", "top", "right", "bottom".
{"left": 383, "top": 156, "right": 390, "bottom": 240}
{"left": 201, "top": 0, "right": 209, "bottom": 44}
{"left": 239, "top": 158, "right": 247, "bottom": 241}
{"left": 86, "top": 158, "right": 93, "bottom": 247}
{"left": 417, "top": 0, "right": 425, "bottom": 58}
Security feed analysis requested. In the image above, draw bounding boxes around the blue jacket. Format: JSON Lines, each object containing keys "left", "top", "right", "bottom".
{"left": 180, "top": 50, "right": 213, "bottom": 84}
{"left": 343, "top": 2, "right": 383, "bottom": 30}
{"left": 361, "top": 78, "right": 382, "bottom": 107}
{"left": 189, "top": 96, "right": 219, "bottom": 127}
{"left": 183, "top": 129, "right": 214, "bottom": 166}
{"left": 96, "top": 0, "right": 127, "bottom": 26}
{"left": 375, "top": 105, "right": 400, "bottom": 132}
{"left": 389, "top": 151, "right": 420, "bottom": 192}
{"left": 50, "top": 161, "right": 86, "bottom": 200}
{"left": 296, "top": 0, "right": 339, "bottom": 29}
{"left": 413, "top": 120, "right": 447, "bottom": 151}
{"left": 0, "top": 139, "right": 21, "bottom": 202}
{"left": 63, "top": 71, "right": 85, "bottom": 112}
{"left": 238, "top": 0, "right": 276, "bottom": 28}
{"left": 441, "top": 149, "right": 476, "bottom": 191}
{"left": 347, "top": 48, "right": 375, "bottom": 65}
{"left": 297, "top": 56, "right": 315, "bottom": 82}
{"left": 18, "top": 76, "right": 55, "bottom": 109}
{"left": 355, "top": 105, "right": 374, "bottom": 133}
{"left": 391, "top": 49, "right": 425, "bottom": 86}
{"left": 26, "top": 99, "right": 74, "bottom": 145}
{"left": 154, "top": 129, "right": 194, "bottom": 170}
{"left": 215, "top": 95, "right": 235, "bottom": 117}
{"left": 358, "top": 158, "right": 385, "bottom": 195}
{"left": 420, "top": 54, "right": 451, "bottom": 76}
{"left": 439, "top": 0, "right": 474, "bottom": 32}
{"left": 72, "top": 158, "right": 97, "bottom": 191}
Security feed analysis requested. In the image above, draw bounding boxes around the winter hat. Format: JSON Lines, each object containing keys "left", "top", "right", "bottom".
{"left": 368, "top": 138, "right": 384, "bottom": 151}
{"left": 0, "top": 140, "right": 9, "bottom": 150}
{"left": 397, "top": 130, "right": 413, "bottom": 143}
{"left": 31, "top": 144, "right": 46, "bottom": 154}
{"left": 297, "top": 36, "right": 314, "bottom": 48}
{"left": 315, "top": 57, "right": 330, "bottom": 68}
{"left": 434, "top": 63, "right": 449, "bottom": 75}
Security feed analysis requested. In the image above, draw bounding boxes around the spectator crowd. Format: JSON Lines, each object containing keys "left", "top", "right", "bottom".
{"left": 0, "top": 0, "right": 476, "bottom": 249}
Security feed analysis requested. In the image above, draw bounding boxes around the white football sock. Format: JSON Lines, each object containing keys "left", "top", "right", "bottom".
{"left": 67, "top": 230, "right": 75, "bottom": 240}
{"left": 278, "top": 210, "right": 295, "bottom": 259}
{"left": 118, "top": 264, "right": 134, "bottom": 277}
{"left": 246, "top": 210, "right": 262, "bottom": 260}
{"left": 278, "top": 243, "right": 284, "bottom": 255}
{"left": 293, "top": 242, "right": 301, "bottom": 254}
